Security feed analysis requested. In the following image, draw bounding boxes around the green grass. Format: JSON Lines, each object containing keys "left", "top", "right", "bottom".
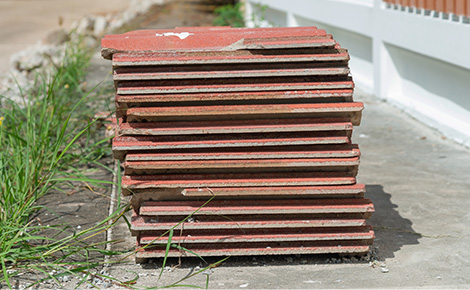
{"left": 0, "top": 35, "right": 225, "bottom": 289}
{"left": 0, "top": 38, "right": 123, "bottom": 288}
{"left": 213, "top": 2, "right": 245, "bottom": 27}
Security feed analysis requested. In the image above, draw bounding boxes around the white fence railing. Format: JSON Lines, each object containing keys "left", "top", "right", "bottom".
{"left": 244, "top": 0, "right": 470, "bottom": 147}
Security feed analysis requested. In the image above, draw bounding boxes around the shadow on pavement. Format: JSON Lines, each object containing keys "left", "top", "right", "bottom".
{"left": 366, "top": 184, "right": 421, "bottom": 260}
{"left": 142, "top": 185, "right": 417, "bottom": 268}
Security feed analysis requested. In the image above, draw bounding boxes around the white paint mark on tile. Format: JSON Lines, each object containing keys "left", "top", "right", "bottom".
{"left": 155, "top": 32, "right": 194, "bottom": 40}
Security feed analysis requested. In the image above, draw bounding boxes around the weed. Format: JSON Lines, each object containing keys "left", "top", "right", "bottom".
{"left": 0, "top": 35, "right": 225, "bottom": 289}
{"left": 249, "top": 2, "right": 272, "bottom": 28}
{"left": 0, "top": 37, "right": 116, "bottom": 288}
{"left": 213, "top": 2, "right": 245, "bottom": 27}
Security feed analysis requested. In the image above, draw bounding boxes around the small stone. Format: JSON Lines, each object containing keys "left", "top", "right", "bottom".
{"left": 76, "top": 17, "right": 94, "bottom": 34}
{"left": 94, "top": 16, "right": 108, "bottom": 36}
{"left": 100, "top": 269, "right": 109, "bottom": 276}
{"left": 45, "top": 29, "right": 70, "bottom": 45}
{"left": 202, "top": 269, "right": 212, "bottom": 275}
{"left": 381, "top": 267, "right": 389, "bottom": 273}
{"left": 109, "top": 19, "right": 125, "bottom": 31}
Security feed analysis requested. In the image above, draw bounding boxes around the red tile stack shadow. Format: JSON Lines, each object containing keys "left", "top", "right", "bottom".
{"left": 101, "top": 26, "right": 374, "bottom": 262}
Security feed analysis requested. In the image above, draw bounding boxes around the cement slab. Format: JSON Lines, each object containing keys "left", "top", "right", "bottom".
{"left": 5, "top": 0, "right": 470, "bottom": 288}
{"left": 97, "top": 1, "right": 470, "bottom": 287}
{"left": 104, "top": 88, "right": 470, "bottom": 289}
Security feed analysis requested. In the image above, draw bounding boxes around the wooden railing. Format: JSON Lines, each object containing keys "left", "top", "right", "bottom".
{"left": 383, "top": 0, "right": 470, "bottom": 17}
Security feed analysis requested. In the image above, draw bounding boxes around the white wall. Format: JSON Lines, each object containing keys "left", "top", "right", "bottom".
{"left": 244, "top": 0, "right": 470, "bottom": 147}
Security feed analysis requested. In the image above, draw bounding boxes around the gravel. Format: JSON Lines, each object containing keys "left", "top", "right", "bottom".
{"left": 0, "top": 0, "right": 169, "bottom": 106}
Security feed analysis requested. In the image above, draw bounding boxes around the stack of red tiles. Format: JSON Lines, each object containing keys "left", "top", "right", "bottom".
{"left": 101, "top": 26, "right": 374, "bottom": 262}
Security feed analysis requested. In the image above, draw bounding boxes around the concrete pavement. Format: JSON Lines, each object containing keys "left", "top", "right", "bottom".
{"left": 4, "top": 0, "right": 470, "bottom": 287}
{"left": 85, "top": 2, "right": 470, "bottom": 286}
{"left": 102, "top": 88, "right": 470, "bottom": 289}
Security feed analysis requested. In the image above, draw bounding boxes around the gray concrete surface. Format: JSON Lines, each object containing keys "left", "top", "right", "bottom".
{"left": 88, "top": 2, "right": 470, "bottom": 287}
{"left": 103, "top": 89, "right": 470, "bottom": 289}
{"left": 4, "top": 0, "right": 470, "bottom": 288}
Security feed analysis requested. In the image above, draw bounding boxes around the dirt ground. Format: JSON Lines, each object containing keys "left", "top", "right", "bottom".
{"left": 0, "top": 0, "right": 132, "bottom": 79}
{"left": 5, "top": 0, "right": 470, "bottom": 289}
{"left": 121, "top": 0, "right": 230, "bottom": 30}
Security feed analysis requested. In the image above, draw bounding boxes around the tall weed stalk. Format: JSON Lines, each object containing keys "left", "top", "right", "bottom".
{"left": 0, "top": 39, "right": 119, "bottom": 287}
{"left": 0, "top": 38, "right": 224, "bottom": 289}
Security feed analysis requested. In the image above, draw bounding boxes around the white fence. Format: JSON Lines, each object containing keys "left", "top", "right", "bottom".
{"left": 244, "top": 0, "right": 470, "bottom": 147}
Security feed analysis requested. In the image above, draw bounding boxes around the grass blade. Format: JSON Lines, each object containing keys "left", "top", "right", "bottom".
{"left": 158, "top": 229, "right": 174, "bottom": 282}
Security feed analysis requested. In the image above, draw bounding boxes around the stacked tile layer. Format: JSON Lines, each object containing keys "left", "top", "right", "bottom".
{"left": 101, "top": 26, "right": 374, "bottom": 261}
